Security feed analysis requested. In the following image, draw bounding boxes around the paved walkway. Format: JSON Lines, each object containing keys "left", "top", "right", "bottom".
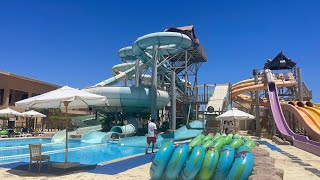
{"left": 255, "top": 137, "right": 320, "bottom": 180}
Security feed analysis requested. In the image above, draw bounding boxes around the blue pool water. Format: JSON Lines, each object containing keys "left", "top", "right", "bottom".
{"left": 0, "top": 138, "right": 145, "bottom": 165}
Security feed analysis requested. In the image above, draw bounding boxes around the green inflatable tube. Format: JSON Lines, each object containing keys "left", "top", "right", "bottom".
{"left": 227, "top": 133, "right": 233, "bottom": 138}
{"left": 202, "top": 140, "right": 213, "bottom": 150}
{"left": 230, "top": 138, "right": 244, "bottom": 149}
{"left": 202, "top": 135, "right": 214, "bottom": 142}
{"left": 196, "top": 148, "right": 219, "bottom": 180}
{"left": 212, "top": 134, "right": 222, "bottom": 142}
{"left": 233, "top": 134, "right": 241, "bottom": 139}
{"left": 212, "top": 138, "right": 226, "bottom": 151}
{"left": 224, "top": 135, "right": 233, "bottom": 145}
{"left": 244, "top": 140, "right": 256, "bottom": 148}
{"left": 212, "top": 136, "right": 222, "bottom": 143}
{"left": 189, "top": 137, "right": 203, "bottom": 151}
{"left": 196, "top": 134, "right": 205, "bottom": 140}
{"left": 242, "top": 136, "right": 250, "bottom": 142}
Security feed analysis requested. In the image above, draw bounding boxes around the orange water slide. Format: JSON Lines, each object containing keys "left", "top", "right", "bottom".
{"left": 231, "top": 78, "right": 295, "bottom": 105}
{"left": 284, "top": 102, "right": 320, "bottom": 141}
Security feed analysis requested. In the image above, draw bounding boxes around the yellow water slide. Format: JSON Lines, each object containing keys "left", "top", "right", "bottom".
{"left": 307, "top": 102, "right": 320, "bottom": 111}
{"left": 298, "top": 102, "right": 320, "bottom": 125}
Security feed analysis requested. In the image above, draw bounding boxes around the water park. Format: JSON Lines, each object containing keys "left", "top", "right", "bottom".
{"left": 0, "top": 25, "right": 320, "bottom": 180}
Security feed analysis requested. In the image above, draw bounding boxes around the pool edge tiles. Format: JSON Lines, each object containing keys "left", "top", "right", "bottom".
{"left": 88, "top": 153, "right": 155, "bottom": 175}
{"left": 0, "top": 137, "right": 51, "bottom": 141}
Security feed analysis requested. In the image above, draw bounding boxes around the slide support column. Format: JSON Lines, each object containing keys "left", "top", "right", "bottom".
{"left": 171, "top": 71, "right": 176, "bottom": 130}
{"left": 151, "top": 45, "right": 159, "bottom": 122}
{"left": 297, "top": 67, "right": 303, "bottom": 101}
{"left": 135, "top": 60, "right": 140, "bottom": 87}
{"left": 253, "top": 69, "right": 261, "bottom": 135}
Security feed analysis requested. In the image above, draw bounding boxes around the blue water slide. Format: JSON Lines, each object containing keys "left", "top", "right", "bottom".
{"left": 81, "top": 131, "right": 112, "bottom": 144}
{"left": 173, "top": 120, "right": 203, "bottom": 140}
{"left": 51, "top": 130, "right": 77, "bottom": 143}
{"left": 81, "top": 124, "right": 136, "bottom": 143}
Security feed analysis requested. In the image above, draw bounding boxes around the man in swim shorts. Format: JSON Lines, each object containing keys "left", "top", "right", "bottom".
{"left": 146, "top": 119, "right": 157, "bottom": 154}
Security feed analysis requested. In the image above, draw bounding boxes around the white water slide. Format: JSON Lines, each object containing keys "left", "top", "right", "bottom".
{"left": 206, "top": 84, "right": 230, "bottom": 114}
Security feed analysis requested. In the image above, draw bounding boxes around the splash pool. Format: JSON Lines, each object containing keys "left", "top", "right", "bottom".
{"left": 0, "top": 138, "right": 145, "bottom": 165}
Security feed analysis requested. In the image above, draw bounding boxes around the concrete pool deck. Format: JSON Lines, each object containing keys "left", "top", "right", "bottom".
{"left": 0, "top": 137, "right": 319, "bottom": 179}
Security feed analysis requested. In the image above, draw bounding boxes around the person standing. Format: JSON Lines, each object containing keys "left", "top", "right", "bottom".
{"left": 223, "top": 121, "right": 228, "bottom": 134}
{"left": 146, "top": 119, "right": 157, "bottom": 154}
{"left": 228, "top": 121, "right": 234, "bottom": 134}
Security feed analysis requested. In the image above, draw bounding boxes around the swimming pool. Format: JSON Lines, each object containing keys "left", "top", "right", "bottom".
{"left": 0, "top": 138, "right": 145, "bottom": 165}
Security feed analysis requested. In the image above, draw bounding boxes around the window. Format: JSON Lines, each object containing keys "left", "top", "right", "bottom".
{"left": 32, "top": 93, "right": 39, "bottom": 97}
{"left": 9, "top": 89, "right": 29, "bottom": 105}
{"left": 0, "top": 89, "right": 4, "bottom": 105}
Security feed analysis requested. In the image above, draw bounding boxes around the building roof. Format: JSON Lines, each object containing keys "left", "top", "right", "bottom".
{"left": 0, "top": 70, "right": 60, "bottom": 88}
{"left": 264, "top": 52, "right": 297, "bottom": 70}
{"left": 165, "top": 25, "right": 198, "bottom": 45}
{"left": 164, "top": 25, "right": 207, "bottom": 63}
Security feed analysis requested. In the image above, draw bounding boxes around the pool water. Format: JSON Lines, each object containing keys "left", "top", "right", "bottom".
{"left": 0, "top": 138, "right": 145, "bottom": 165}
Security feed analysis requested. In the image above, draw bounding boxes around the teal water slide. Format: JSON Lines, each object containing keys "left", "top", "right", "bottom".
{"left": 118, "top": 120, "right": 203, "bottom": 147}
{"left": 85, "top": 31, "right": 192, "bottom": 109}
{"left": 79, "top": 32, "right": 195, "bottom": 143}
{"left": 51, "top": 125, "right": 102, "bottom": 143}
{"left": 81, "top": 124, "right": 136, "bottom": 143}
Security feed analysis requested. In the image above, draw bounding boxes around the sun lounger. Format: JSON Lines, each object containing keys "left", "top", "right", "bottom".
{"left": 21, "top": 133, "right": 32, "bottom": 137}
{"left": 14, "top": 132, "right": 23, "bottom": 137}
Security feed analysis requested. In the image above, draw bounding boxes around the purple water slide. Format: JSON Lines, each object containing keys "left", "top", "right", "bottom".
{"left": 267, "top": 78, "right": 320, "bottom": 156}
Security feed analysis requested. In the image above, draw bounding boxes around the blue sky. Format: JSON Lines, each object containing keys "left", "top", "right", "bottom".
{"left": 0, "top": 0, "right": 319, "bottom": 101}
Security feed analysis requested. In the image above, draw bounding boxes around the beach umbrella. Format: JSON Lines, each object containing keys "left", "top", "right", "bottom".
{"left": 216, "top": 108, "right": 254, "bottom": 133}
{"left": 15, "top": 86, "right": 107, "bottom": 165}
{"left": 22, "top": 110, "right": 46, "bottom": 118}
{"left": 21, "top": 110, "right": 47, "bottom": 129}
{"left": 0, "top": 108, "right": 23, "bottom": 127}
{"left": 0, "top": 107, "right": 23, "bottom": 117}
